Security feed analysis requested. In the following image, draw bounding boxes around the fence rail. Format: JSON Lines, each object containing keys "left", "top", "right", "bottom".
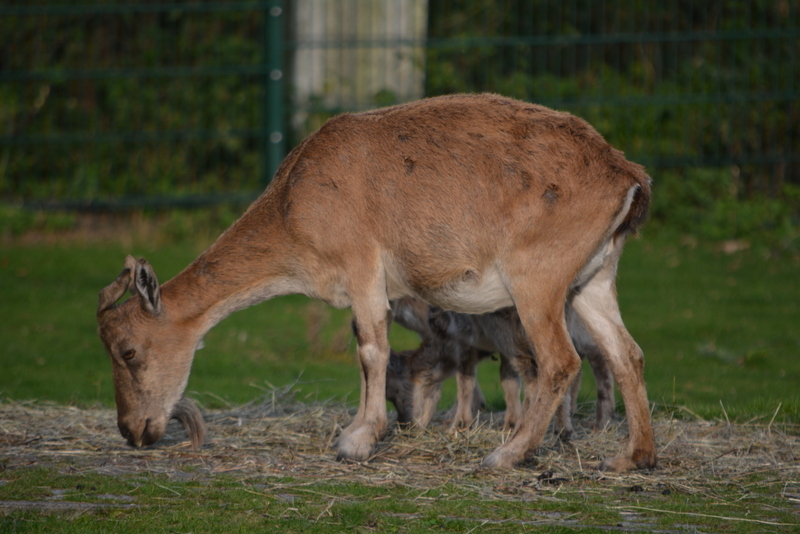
{"left": 1, "top": 0, "right": 798, "bottom": 211}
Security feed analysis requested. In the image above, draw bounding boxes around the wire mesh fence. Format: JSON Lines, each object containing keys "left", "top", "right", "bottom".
{"left": 1, "top": 1, "right": 798, "bottom": 211}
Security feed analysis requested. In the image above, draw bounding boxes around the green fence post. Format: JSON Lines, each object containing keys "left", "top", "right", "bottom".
{"left": 264, "top": 0, "right": 285, "bottom": 187}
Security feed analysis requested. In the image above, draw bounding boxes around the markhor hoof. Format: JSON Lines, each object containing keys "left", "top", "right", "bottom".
{"left": 598, "top": 453, "right": 657, "bottom": 472}
{"left": 335, "top": 427, "right": 377, "bottom": 462}
{"left": 481, "top": 448, "right": 519, "bottom": 469}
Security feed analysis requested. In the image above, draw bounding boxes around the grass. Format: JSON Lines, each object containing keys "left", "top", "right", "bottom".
{"left": 1, "top": 220, "right": 798, "bottom": 422}
{"left": 4, "top": 470, "right": 792, "bottom": 534}
{"left": 1, "top": 214, "right": 799, "bottom": 532}
{"left": 616, "top": 231, "right": 800, "bottom": 423}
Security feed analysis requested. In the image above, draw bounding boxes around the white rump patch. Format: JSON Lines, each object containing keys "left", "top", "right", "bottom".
{"left": 572, "top": 184, "right": 638, "bottom": 289}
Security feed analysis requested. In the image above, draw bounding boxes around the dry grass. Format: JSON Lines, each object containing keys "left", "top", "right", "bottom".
{"left": 1, "top": 388, "right": 798, "bottom": 502}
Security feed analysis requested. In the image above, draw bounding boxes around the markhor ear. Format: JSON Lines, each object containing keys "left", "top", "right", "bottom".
{"left": 97, "top": 262, "right": 135, "bottom": 317}
{"left": 132, "top": 257, "right": 162, "bottom": 316}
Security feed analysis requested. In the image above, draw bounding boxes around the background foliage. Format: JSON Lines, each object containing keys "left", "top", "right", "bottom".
{"left": 1, "top": 1, "right": 798, "bottom": 249}
{"left": 0, "top": 3, "right": 266, "bottom": 202}
{"left": 424, "top": 0, "right": 800, "bottom": 248}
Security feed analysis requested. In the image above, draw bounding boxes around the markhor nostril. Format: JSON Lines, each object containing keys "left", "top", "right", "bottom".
{"left": 142, "top": 418, "right": 151, "bottom": 442}
{"left": 118, "top": 422, "right": 133, "bottom": 442}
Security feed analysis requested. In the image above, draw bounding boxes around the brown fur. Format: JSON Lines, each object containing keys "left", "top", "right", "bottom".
{"left": 97, "top": 94, "right": 654, "bottom": 470}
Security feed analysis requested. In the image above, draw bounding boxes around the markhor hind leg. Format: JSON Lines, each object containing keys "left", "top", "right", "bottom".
{"left": 499, "top": 355, "right": 521, "bottom": 431}
{"left": 450, "top": 347, "right": 482, "bottom": 430}
{"left": 554, "top": 365, "right": 581, "bottom": 440}
{"left": 482, "top": 284, "right": 582, "bottom": 468}
{"left": 570, "top": 237, "right": 656, "bottom": 472}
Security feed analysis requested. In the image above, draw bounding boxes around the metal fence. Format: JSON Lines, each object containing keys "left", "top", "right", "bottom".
{"left": 1, "top": 1, "right": 798, "bottom": 210}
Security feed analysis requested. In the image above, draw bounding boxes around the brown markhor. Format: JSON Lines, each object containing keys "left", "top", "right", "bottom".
{"left": 97, "top": 93, "right": 654, "bottom": 471}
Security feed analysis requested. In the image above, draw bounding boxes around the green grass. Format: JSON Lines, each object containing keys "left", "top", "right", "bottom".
{"left": 1, "top": 466, "right": 797, "bottom": 533}
{"left": 1, "top": 226, "right": 798, "bottom": 423}
{"left": 617, "top": 231, "right": 800, "bottom": 423}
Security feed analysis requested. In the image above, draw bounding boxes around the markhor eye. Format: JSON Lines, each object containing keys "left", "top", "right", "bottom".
{"left": 121, "top": 349, "right": 136, "bottom": 361}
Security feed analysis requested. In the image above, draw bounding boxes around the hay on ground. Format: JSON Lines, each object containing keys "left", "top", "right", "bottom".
{"left": 0, "top": 390, "right": 798, "bottom": 500}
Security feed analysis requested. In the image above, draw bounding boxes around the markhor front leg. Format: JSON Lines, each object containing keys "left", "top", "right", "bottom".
{"left": 336, "top": 293, "right": 392, "bottom": 462}
{"left": 336, "top": 339, "right": 390, "bottom": 461}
